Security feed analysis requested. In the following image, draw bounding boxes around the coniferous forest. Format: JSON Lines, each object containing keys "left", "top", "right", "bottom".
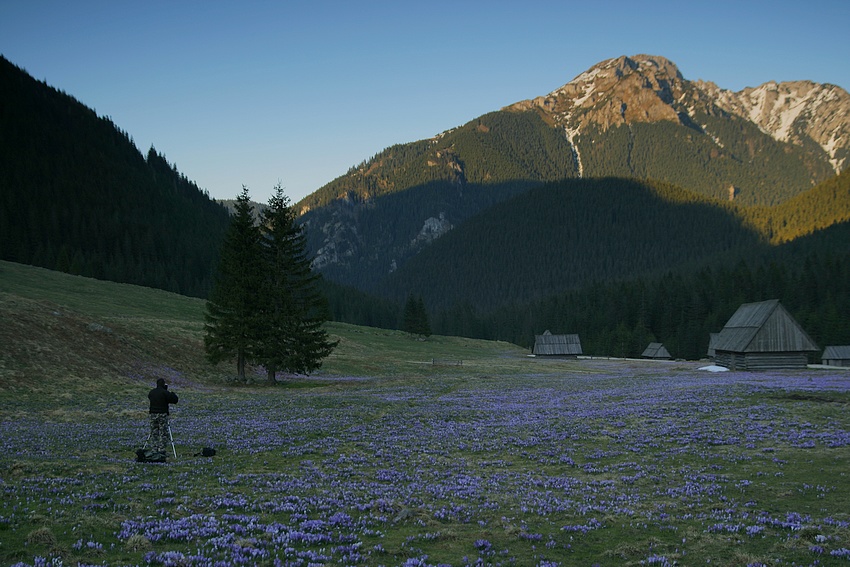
{"left": 2, "top": 53, "right": 849, "bottom": 363}
{"left": 0, "top": 57, "right": 230, "bottom": 298}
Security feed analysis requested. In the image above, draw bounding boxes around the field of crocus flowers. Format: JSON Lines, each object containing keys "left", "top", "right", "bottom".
{"left": 3, "top": 359, "right": 850, "bottom": 566}
{"left": 2, "top": 261, "right": 850, "bottom": 566}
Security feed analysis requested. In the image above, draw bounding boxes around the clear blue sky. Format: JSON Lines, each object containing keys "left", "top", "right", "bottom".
{"left": 2, "top": 0, "right": 848, "bottom": 205}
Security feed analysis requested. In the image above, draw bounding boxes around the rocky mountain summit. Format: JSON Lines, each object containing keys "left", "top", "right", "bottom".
{"left": 507, "top": 55, "right": 688, "bottom": 129}
{"left": 506, "top": 54, "right": 850, "bottom": 176}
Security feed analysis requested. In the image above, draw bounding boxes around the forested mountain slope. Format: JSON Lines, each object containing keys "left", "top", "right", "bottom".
{"left": 378, "top": 178, "right": 756, "bottom": 310}
{"left": 298, "top": 110, "right": 577, "bottom": 290}
{"left": 382, "top": 172, "right": 850, "bottom": 312}
{"left": 741, "top": 168, "right": 850, "bottom": 243}
{"left": 297, "top": 55, "right": 850, "bottom": 293}
{"left": 0, "top": 56, "right": 230, "bottom": 297}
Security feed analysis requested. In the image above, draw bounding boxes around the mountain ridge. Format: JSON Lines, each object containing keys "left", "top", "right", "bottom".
{"left": 505, "top": 54, "right": 850, "bottom": 175}
{"left": 297, "top": 54, "right": 849, "bottom": 295}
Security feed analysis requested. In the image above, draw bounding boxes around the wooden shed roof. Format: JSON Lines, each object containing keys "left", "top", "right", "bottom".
{"left": 533, "top": 331, "right": 582, "bottom": 355}
{"left": 642, "top": 342, "right": 671, "bottom": 359}
{"left": 823, "top": 346, "right": 850, "bottom": 359}
{"left": 714, "top": 299, "right": 819, "bottom": 354}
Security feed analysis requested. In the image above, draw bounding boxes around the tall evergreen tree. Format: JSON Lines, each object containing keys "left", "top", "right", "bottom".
{"left": 415, "top": 295, "right": 432, "bottom": 338}
{"left": 256, "top": 184, "right": 337, "bottom": 382}
{"left": 402, "top": 294, "right": 419, "bottom": 336}
{"left": 204, "top": 186, "right": 264, "bottom": 382}
{"left": 402, "top": 293, "right": 431, "bottom": 338}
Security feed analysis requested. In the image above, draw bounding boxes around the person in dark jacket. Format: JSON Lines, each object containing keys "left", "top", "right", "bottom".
{"left": 148, "top": 378, "right": 178, "bottom": 456}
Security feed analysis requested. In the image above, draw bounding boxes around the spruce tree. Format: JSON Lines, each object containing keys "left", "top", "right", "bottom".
{"left": 415, "top": 295, "right": 432, "bottom": 338}
{"left": 402, "top": 293, "right": 419, "bottom": 336}
{"left": 402, "top": 293, "right": 431, "bottom": 338}
{"left": 204, "top": 186, "right": 264, "bottom": 382}
{"left": 256, "top": 184, "right": 336, "bottom": 381}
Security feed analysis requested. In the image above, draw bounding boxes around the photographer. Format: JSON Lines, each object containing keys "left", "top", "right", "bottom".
{"left": 148, "top": 378, "right": 178, "bottom": 457}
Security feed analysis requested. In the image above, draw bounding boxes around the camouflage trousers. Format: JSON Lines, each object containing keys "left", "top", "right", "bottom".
{"left": 149, "top": 413, "right": 170, "bottom": 453}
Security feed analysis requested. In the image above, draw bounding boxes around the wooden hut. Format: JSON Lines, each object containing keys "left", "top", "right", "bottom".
{"left": 707, "top": 333, "right": 719, "bottom": 360}
{"left": 713, "top": 299, "right": 819, "bottom": 370}
{"left": 533, "top": 331, "right": 582, "bottom": 358}
{"left": 642, "top": 342, "right": 671, "bottom": 360}
{"left": 822, "top": 346, "right": 850, "bottom": 367}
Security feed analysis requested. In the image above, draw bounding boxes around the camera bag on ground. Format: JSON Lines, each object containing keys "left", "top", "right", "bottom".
{"left": 136, "top": 448, "right": 167, "bottom": 463}
{"left": 194, "top": 447, "right": 217, "bottom": 457}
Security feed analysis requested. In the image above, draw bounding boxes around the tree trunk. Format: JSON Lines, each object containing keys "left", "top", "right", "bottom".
{"left": 267, "top": 365, "right": 277, "bottom": 385}
{"left": 237, "top": 352, "right": 246, "bottom": 383}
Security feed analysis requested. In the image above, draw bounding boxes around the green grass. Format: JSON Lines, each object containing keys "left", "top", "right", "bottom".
{"left": 2, "top": 260, "right": 850, "bottom": 566}
{"left": 0, "top": 259, "right": 537, "bottom": 390}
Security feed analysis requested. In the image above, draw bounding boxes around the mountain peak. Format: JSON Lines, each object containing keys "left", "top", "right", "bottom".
{"left": 580, "top": 54, "right": 684, "bottom": 82}
{"left": 506, "top": 54, "right": 689, "bottom": 131}
{"left": 505, "top": 54, "right": 850, "bottom": 173}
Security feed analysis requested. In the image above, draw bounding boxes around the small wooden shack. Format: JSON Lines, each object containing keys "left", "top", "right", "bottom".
{"left": 713, "top": 299, "right": 819, "bottom": 370}
{"left": 533, "top": 331, "right": 582, "bottom": 358}
{"left": 822, "top": 346, "right": 850, "bottom": 367}
{"left": 707, "top": 333, "right": 719, "bottom": 360}
{"left": 642, "top": 342, "right": 671, "bottom": 360}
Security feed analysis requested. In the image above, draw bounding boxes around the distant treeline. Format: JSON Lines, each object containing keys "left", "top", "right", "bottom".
{"left": 380, "top": 175, "right": 850, "bottom": 311}
{"left": 323, "top": 234, "right": 850, "bottom": 361}
{"left": 435, "top": 238, "right": 850, "bottom": 360}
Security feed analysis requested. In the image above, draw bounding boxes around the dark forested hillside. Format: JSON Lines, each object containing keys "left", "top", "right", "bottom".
{"left": 380, "top": 178, "right": 766, "bottom": 311}
{"left": 372, "top": 173, "right": 850, "bottom": 360}
{"left": 0, "top": 56, "right": 230, "bottom": 297}
{"left": 451, "top": 225, "right": 850, "bottom": 361}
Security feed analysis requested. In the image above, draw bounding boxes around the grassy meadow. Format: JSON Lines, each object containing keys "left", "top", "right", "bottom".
{"left": 2, "top": 260, "right": 850, "bottom": 566}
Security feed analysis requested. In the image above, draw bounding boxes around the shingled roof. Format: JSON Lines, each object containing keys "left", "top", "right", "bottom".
{"left": 714, "top": 299, "right": 819, "bottom": 353}
{"left": 533, "top": 331, "right": 582, "bottom": 356}
{"left": 823, "top": 346, "right": 850, "bottom": 359}
{"left": 642, "top": 342, "right": 671, "bottom": 359}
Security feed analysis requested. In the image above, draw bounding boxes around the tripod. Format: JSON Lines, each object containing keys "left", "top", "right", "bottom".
{"left": 143, "top": 421, "right": 177, "bottom": 458}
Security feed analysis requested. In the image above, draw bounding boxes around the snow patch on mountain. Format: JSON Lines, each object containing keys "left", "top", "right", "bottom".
{"left": 825, "top": 131, "right": 845, "bottom": 171}
{"left": 743, "top": 82, "right": 810, "bottom": 142}
{"left": 707, "top": 80, "right": 850, "bottom": 172}
{"left": 564, "top": 124, "right": 583, "bottom": 177}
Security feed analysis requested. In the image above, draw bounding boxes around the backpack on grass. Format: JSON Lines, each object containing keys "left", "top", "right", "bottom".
{"left": 136, "top": 448, "right": 166, "bottom": 463}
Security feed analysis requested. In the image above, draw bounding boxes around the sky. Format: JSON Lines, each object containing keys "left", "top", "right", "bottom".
{"left": 2, "top": 0, "right": 849, "bottom": 205}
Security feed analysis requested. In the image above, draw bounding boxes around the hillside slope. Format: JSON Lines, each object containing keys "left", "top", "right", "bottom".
{"left": 380, "top": 178, "right": 762, "bottom": 310}
{"left": 0, "top": 261, "right": 528, "bottom": 398}
{"left": 0, "top": 56, "right": 230, "bottom": 297}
